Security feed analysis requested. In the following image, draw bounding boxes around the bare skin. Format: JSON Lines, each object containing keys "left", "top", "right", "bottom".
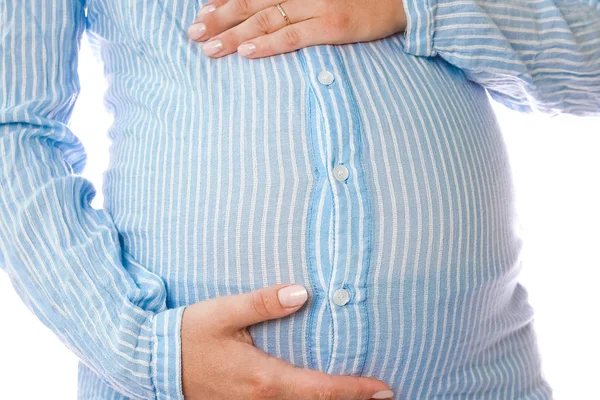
{"left": 187, "top": 0, "right": 408, "bottom": 59}
{"left": 181, "top": 283, "right": 395, "bottom": 399}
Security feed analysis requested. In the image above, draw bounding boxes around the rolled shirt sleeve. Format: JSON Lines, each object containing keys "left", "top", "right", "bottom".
{"left": 152, "top": 306, "right": 187, "bottom": 400}
{"left": 0, "top": 0, "right": 186, "bottom": 398}
{"left": 401, "top": 0, "right": 600, "bottom": 116}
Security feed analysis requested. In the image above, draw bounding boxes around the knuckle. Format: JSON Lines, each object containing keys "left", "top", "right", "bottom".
{"left": 328, "top": 13, "right": 351, "bottom": 33}
{"left": 283, "top": 28, "right": 302, "bottom": 48}
{"left": 251, "top": 291, "right": 273, "bottom": 319}
{"left": 352, "top": 377, "right": 369, "bottom": 398}
{"left": 254, "top": 10, "right": 272, "bottom": 33}
{"left": 314, "top": 376, "right": 337, "bottom": 400}
{"left": 315, "top": 387, "right": 336, "bottom": 400}
{"left": 235, "top": 0, "right": 252, "bottom": 15}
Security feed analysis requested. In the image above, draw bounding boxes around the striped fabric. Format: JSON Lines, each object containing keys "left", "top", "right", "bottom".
{"left": 1, "top": 0, "right": 598, "bottom": 398}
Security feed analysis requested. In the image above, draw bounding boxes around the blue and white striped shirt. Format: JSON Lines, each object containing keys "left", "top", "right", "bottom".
{"left": 1, "top": 0, "right": 599, "bottom": 398}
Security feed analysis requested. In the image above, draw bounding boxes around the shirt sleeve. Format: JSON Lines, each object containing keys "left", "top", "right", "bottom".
{"left": 400, "top": 0, "right": 600, "bottom": 117}
{"left": 0, "top": 1, "right": 186, "bottom": 399}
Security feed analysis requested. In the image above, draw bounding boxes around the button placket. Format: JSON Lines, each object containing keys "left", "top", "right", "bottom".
{"left": 301, "top": 47, "right": 370, "bottom": 375}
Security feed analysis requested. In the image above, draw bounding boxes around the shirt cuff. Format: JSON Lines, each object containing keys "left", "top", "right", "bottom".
{"left": 402, "top": 0, "right": 437, "bottom": 57}
{"left": 151, "top": 305, "right": 188, "bottom": 400}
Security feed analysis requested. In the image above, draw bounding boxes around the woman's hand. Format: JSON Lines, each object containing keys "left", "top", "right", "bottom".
{"left": 187, "top": 0, "right": 407, "bottom": 59}
{"left": 180, "top": 283, "right": 395, "bottom": 399}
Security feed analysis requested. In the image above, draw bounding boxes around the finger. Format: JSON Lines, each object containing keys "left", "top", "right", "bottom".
{"left": 237, "top": 17, "right": 334, "bottom": 59}
{"left": 198, "top": 0, "right": 228, "bottom": 9}
{"left": 275, "top": 361, "right": 394, "bottom": 400}
{"left": 189, "top": 0, "right": 281, "bottom": 42}
{"left": 208, "top": 283, "right": 309, "bottom": 332}
{"left": 195, "top": 0, "right": 234, "bottom": 21}
{"left": 199, "top": 1, "right": 313, "bottom": 58}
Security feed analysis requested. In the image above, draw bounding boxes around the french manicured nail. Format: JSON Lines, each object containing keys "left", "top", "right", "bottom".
{"left": 203, "top": 39, "right": 223, "bottom": 56}
{"left": 371, "top": 390, "right": 394, "bottom": 399}
{"left": 277, "top": 284, "right": 308, "bottom": 308}
{"left": 197, "top": 3, "right": 216, "bottom": 17}
{"left": 188, "top": 23, "right": 206, "bottom": 41}
{"left": 237, "top": 42, "right": 256, "bottom": 57}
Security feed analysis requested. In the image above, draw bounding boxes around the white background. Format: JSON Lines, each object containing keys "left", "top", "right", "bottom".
{"left": 1, "top": 34, "right": 599, "bottom": 399}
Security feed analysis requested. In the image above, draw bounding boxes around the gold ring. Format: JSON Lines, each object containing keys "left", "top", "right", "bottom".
{"left": 276, "top": 3, "right": 292, "bottom": 25}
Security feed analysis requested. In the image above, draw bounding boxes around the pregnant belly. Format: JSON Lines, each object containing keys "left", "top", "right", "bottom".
{"left": 104, "top": 52, "right": 545, "bottom": 397}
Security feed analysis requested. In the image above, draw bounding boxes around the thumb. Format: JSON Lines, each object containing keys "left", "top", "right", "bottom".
{"left": 213, "top": 283, "right": 309, "bottom": 331}
{"left": 275, "top": 360, "right": 394, "bottom": 400}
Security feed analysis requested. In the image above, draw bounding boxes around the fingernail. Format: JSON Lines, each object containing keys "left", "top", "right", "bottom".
{"left": 203, "top": 39, "right": 223, "bottom": 56}
{"left": 188, "top": 23, "right": 207, "bottom": 41}
{"left": 277, "top": 284, "right": 308, "bottom": 308}
{"left": 371, "top": 390, "right": 394, "bottom": 399}
{"left": 237, "top": 42, "right": 256, "bottom": 57}
{"left": 197, "top": 3, "right": 216, "bottom": 18}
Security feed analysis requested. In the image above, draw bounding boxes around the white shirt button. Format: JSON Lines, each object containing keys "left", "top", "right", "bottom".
{"left": 333, "top": 165, "right": 349, "bottom": 181}
{"left": 318, "top": 70, "right": 335, "bottom": 85}
{"left": 332, "top": 288, "right": 350, "bottom": 306}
